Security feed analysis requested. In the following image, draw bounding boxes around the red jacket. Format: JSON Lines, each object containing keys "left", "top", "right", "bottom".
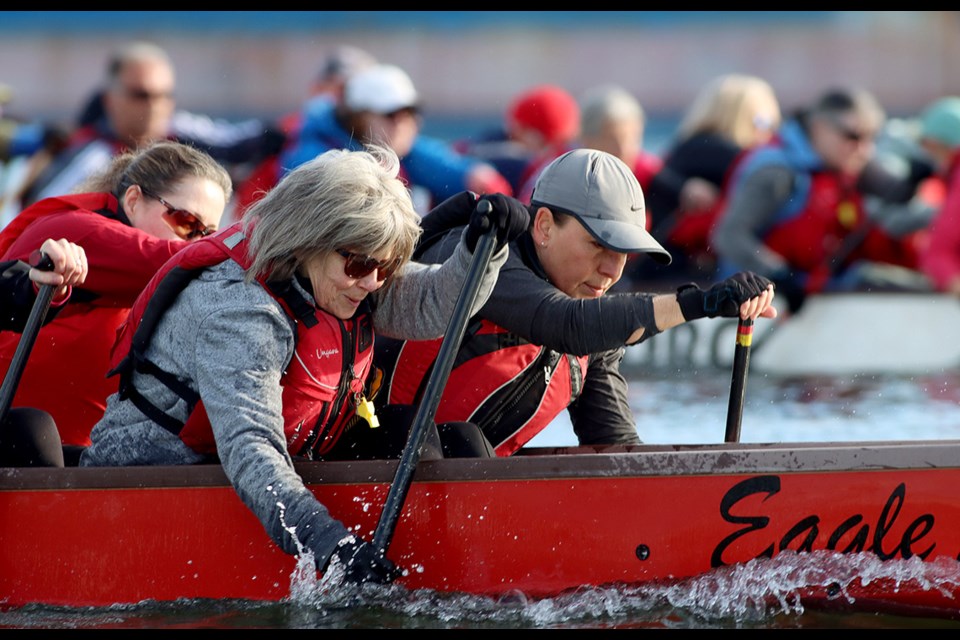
{"left": 0, "top": 193, "right": 186, "bottom": 445}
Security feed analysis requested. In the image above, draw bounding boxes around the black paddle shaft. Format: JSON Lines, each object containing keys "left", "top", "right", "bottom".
{"left": 0, "top": 251, "right": 56, "bottom": 425}
{"left": 373, "top": 202, "right": 498, "bottom": 554}
{"left": 724, "top": 317, "right": 754, "bottom": 443}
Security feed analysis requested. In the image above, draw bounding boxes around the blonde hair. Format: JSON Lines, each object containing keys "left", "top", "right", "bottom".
{"left": 677, "top": 74, "right": 781, "bottom": 148}
{"left": 244, "top": 145, "right": 421, "bottom": 283}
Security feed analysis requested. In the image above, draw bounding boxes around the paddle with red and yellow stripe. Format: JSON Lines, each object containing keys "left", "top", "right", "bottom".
{"left": 724, "top": 317, "right": 754, "bottom": 443}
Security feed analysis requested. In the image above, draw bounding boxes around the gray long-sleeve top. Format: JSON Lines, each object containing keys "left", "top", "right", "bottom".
{"left": 80, "top": 235, "right": 506, "bottom": 571}
{"left": 710, "top": 163, "right": 798, "bottom": 277}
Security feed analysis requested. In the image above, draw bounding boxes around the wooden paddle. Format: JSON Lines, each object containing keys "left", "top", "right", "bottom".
{"left": 373, "top": 200, "right": 498, "bottom": 554}
{"left": 0, "top": 251, "right": 56, "bottom": 425}
{"left": 724, "top": 316, "right": 753, "bottom": 443}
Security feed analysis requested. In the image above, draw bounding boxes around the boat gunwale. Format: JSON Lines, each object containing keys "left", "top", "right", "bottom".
{"left": 3, "top": 439, "right": 960, "bottom": 490}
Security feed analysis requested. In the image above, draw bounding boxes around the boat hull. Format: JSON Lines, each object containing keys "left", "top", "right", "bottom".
{"left": 3, "top": 441, "right": 960, "bottom": 616}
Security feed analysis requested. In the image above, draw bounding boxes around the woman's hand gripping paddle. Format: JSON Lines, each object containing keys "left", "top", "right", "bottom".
{"left": 0, "top": 251, "right": 56, "bottom": 425}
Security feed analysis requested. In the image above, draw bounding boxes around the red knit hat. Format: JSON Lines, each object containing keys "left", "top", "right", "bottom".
{"left": 507, "top": 85, "right": 580, "bottom": 146}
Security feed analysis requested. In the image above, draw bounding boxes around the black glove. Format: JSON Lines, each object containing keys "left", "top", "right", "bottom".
{"left": 676, "top": 271, "right": 773, "bottom": 321}
{"left": 418, "top": 191, "right": 479, "bottom": 259}
{"left": 332, "top": 536, "right": 403, "bottom": 585}
{"left": 464, "top": 193, "right": 531, "bottom": 254}
{"left": 769, "top": 269, "right": 807, "bottom": 314}
{"left": 259, "top": 126, "right": 288, "bottom": 158}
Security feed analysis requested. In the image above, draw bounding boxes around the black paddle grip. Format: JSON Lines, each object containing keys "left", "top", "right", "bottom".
{"left": 28, "top": 250, "right": 54, "bottom": 272}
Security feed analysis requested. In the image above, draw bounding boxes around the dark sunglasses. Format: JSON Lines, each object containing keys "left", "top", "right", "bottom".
{"left": 122, "top": 86, "right": 174, "bottom": 102}
{"left": 383, "top": 106, "right": 419, "bottom": 122}
{"left": 336, "top": 249, "right": 401, "bottom": 282}
{"left": 140, "top": 187, "right": 214, "bottom": 240}
{"left": 829, "top": 119, "right": 870, "bottom": 144}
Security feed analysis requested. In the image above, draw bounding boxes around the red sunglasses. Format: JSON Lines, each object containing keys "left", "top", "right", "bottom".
{"left": 336, "top": 249, "right": 401, "bottom": 282}
{"left": 141, "top": 187, "right": 214, "bottom": 240}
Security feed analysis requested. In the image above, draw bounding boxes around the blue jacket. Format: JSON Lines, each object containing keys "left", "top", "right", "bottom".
{"left": 279, "top": 96, "right": 481, "bottom": 213}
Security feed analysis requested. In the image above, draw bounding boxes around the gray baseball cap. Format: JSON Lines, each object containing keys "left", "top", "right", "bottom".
{"left": 530, "top": 148, "right": 672, "bottom": 264}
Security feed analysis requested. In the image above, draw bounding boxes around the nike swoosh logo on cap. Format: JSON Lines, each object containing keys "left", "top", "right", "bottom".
{"left": 630, "top": 205, "right": 644, "bottom": 211}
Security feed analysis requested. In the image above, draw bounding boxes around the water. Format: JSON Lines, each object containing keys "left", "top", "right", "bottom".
{"left": 3, "top": 550, "right": 960, "bottom": 628}
{"left": 4, "top": 369, "right": 960, "bottom": 629}
{"left": 5, "top": 550, "right": 960, "bottom": 628}
{"left": 529, "top": 368, "right": 960, "bottom": 448}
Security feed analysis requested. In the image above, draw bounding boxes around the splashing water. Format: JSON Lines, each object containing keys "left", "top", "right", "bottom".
{"left": 275, "top": 548, "right": 960, "bottom": 628}
{"left": 3, "top": 542, "right": 958, "bottom": 628}
{"left": 640, "top": 551, "right": 960, "bottom": 623}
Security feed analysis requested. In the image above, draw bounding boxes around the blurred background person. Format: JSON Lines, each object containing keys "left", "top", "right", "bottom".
{"left": 577, "top": 83, "right": 665, "bottom": 290}
{"left": 0, "top": 83, "right": 71, "bottom": 227}
{"left": 578, "top": 84, "right": 662, "bottom": 192}
{"left": 0, "top": 141, "right": 231, "bottom": 462}
{"left": 917, "top": 96, "right": 960, "bottom": 295}
{"left": 644, "top": 73, "right": 782, "bottom": 282}
{"left": 232, "top": 44, "right": 378, "bottom": 219}
{"left": 455, "top": 83, "right": 581, "bottom": 199}
{"left": 510, "top": 84, "right": 583, "bottom": 203}
{"left": 710, "top": 86, "right": 925, "bottom": 313}
{"left": 306, "top": 44, "right": 379, "bottom": 105}
{"left": 0, "top": 82, "right": 69, "bottom": 164}
{"left": 279, "top": 62, "right": 512, "bottom": 216}
{"left": 17, "top": 40, "right": 282, "bottom": 212}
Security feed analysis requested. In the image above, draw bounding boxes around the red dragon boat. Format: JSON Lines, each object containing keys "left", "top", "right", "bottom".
{"left": 2, "top": 439, "right": 960, "bottom": 619}
{"left": 2, "top": 239, "right": 959, "bottom": 620}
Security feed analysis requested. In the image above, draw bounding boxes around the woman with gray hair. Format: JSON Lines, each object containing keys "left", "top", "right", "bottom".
{"left": 80, "top": 144, "right": 529, "bottom": 586}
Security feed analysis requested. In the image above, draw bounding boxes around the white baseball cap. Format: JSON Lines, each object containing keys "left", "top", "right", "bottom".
{"left": 344, "top": 64, "right": 419, "bottom": 115}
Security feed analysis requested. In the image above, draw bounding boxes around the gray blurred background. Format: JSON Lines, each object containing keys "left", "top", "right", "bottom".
{"left": 1, "top": 11, "right": 958, "bottom": 149}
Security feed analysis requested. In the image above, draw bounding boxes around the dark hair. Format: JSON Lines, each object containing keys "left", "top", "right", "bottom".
{"left": 797, "top": 87, "right": 885, "bottom": 132}
{"left": 72, "top": 140, "right": 232, "bottom": 202}
{"left": 318, "top": 45, "right": 376, "bottom": 83}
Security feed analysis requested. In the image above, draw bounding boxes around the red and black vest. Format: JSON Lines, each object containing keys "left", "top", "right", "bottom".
{"left": 109, "top": 223, "right": 375, "bottom": 458}
{"left": 377, "top": 319, "right": 588, "bottom": 457}
{"left": 718, "top": 126, "right": 922, "bottom": 288}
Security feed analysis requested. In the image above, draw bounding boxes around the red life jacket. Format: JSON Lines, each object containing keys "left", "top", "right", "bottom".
{"left": 762, "top": 172, "right": 921, "bottom": 291}
{"left": 717, "top": 127, "right": 923, "bottom": 290}
{"left": 109, "top": 222, "right": 375, "bottom": 458}
{"left": 380, "top": 318, "right": 588, "bottom": 456}
{"left": 763, "top": 172, "right": 869, "bottom": 273}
